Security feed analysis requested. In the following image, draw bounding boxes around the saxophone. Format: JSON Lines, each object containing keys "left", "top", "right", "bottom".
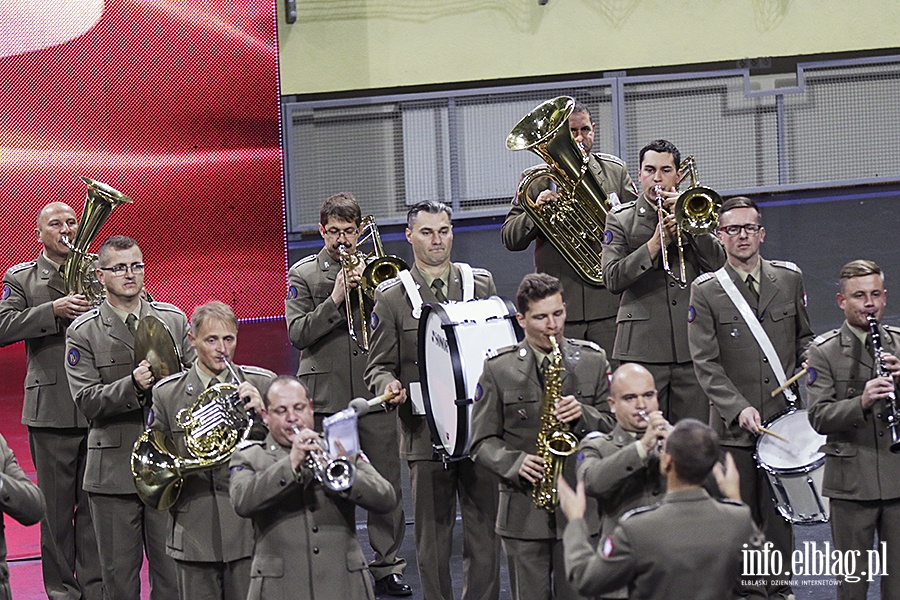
{"left": 532, "top": 336, "right": 579, "bottom": 511}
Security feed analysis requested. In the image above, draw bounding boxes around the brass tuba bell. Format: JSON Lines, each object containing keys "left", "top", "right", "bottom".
{"left": 507, "top": 97, "right": 609, "bottom": 286}
{"left": 63, "top": 177, "right": 133, "bottom": 305}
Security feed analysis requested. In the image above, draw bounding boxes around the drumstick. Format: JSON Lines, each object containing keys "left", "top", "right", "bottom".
{"left": 769, "top": 368, "right": 809, "bottom": 398}
{"left": 758, "top": 426, "right": 789, "bottom": 443}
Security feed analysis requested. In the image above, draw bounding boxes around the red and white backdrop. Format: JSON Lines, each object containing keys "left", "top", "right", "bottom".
{"left": 0, "top": 0, "right": 286, "bottom": 321}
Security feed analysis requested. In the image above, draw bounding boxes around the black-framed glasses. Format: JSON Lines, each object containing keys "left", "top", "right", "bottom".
{"left": 324, "top": 227, "right": 359, "bottom": 238}
{"left": 98, "top": 263, "right": 145, "bottom": 276}
{"left": 719, "top": 224, "right": 762, "bottom": 236}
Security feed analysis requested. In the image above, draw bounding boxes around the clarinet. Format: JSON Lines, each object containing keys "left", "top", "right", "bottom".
{"left": 866, "top": 313, "right": 900, "bottom": 453}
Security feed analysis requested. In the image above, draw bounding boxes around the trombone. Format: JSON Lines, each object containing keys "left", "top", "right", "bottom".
{"left": 654, "top": 156, "right": 722, "bottom": 287}
{"left": 338, "top": 216, "right": 409, "bottom": 352}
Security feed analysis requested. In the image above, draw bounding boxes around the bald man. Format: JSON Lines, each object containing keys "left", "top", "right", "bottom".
{"left": 0, "top": 202, "right": 101, "bottom": 600}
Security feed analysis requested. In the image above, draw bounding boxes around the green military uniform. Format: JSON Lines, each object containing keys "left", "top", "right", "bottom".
{"left": 807, "top": 322, "right": 900, "bottom": 600}
{"left": 563, "top": 489, "right": 762, "bottom": 600}
{"left": 230, "top": 434, "right": 396, "bottom": 600}
{"left": 601, "top": 193, "right": 725, "bottom": 423}
{"left": 501, "top": 154, "right": 638, "bottom": 360}
{"left": 688, "top": 259, "right": 813, "bottom": 599}
{"left": 149, "top": 362, "right": 274, "bottom": 600}
{"left": 0, "top": 253, "right": 103, "bottom": 600}
{"left": 286, "top": 247, "right": 406, "bottom": 581}
{"left": 364, "top": 263, "right": 501, "bottom": 600}
{"left": 470, "top": 338, "right": 615, "bottom": 600}
{"left": 576, "top": 426, "right": 665, "bottom": 599}
{"left": 66, "top": 299, "right": 194, "bottom": 600}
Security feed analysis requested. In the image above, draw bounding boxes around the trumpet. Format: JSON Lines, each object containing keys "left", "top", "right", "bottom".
{"left": 291, "top": 424, "right": 357, "bottom": 492}
{"left": 338, "top": 215, "right": 409, "bottom": 352}
{"left": 654, "top": 156, "right": 722, "bottom": 287}
{"left": 637, "top": 409, "right": 672, "bottom": 453}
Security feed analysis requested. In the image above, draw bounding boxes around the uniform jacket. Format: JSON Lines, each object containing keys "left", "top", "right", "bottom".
{"left": 577, "top": 425, "right": 664, "bottom": 544}
{"left": 229, "top": 435, "right": 396, "bottom": 600}
{"left": 0, "top": 433, "right": 45, "bottom": 594}
{"left": 0, "top": 253, "right": 88, "bottom": 427}
{"left": 286, "top": 247, "right": 370, "bottom": 414}
{"left": 689, "top": 260, "right": 814, "bottom": 446}
{"left": 501, "top": 154, "right": 638, "bottom": 322}
{"left": 66, "top": 300, "right": 194, "bottom": 494}
{"left": 364, "top": 263, "right": 495, "bottom": 461}
{"left": 807, "top": 322, "right": 900, "bottom": 502}
{"left": 563, "top": 488, "right": 761, "bottom": 600}
{"left": 149, "top": 362, "right": 274, "bottom": 562}
{"left": 470, "top": 338, "right": 614, "bottom": 540}
{"left": 601, "top": 193, "right": 725, "bottom": 363}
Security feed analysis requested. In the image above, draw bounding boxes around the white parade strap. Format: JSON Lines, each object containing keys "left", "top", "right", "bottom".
{"left": 399, "top": 270, "right": 425, "bottom": 319}
{"left": 458, "top": 262, "right": 474, "bottom": 301}
{"left": 714, "top": 267, "right": 797, "bottom": 405}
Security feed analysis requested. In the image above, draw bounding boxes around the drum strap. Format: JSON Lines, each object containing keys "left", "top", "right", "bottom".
{"left": 457, "top": 263, "right": 475, "bottom": 301}
{"left": 399, "top": 264, "right": 475, "bottom": 319}
{"left": 714, "top": 267, "right": 797, "bottom": 406}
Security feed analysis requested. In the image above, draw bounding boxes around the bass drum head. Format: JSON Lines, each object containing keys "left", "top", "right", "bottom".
{"left": 418, "top": 296, "right": 521, "bottom": 459}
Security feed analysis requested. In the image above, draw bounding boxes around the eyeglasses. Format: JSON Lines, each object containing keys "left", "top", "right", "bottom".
{"left": 323, "top": 227, "right": 359, "bottom": 238}
{"left": 98, "top": 263, "right": 145, "bottom": 276}
{"left": 719, "top": 224, "right": 762, "bottom": 236}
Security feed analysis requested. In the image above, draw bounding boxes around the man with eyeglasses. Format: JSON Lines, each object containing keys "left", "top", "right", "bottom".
{"left": 286, "top": 192, "right": 409, "bottom": 595}
{"left": 0, "top": 202, "right": 103, "bottom": 600}
{"left": 502, "top": 100, "right": 638, "bottom": 365}
{"left": 688, "top": 196, "right": 813, "bottom": 600}
{"left": 66, "top": 235, "right": 194, "bottom": 600}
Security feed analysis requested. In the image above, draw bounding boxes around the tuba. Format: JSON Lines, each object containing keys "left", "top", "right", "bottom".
{"left": 507, "top": 97, "right": 608, "bottom": 286}
{"left": 132, "top": 360, "right": 256, "bottom": 509}
{"left": 63, "top": 177, "right": 133, "bottom": 305}
{"left": 339, "top": 215, "right": 409, "bottom": 352}
{"left": 532, "top": 336, "right": 578, "bottom": 511}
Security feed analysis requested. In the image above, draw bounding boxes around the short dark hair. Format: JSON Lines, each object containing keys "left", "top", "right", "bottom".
{"left": 839, "top": 260, "right": 883, "bottom": 293}
{"left": 319, "top": 192, "right": 362, "bottom": 227}
{"left": 665, "top": 419, "right": 720, "bottom": 485}
{"left": 718, "top": 196, "right": 761, "bottom": 222}
{"left": 407, "top": 200, "right": 452, "bottom": 229}
{"left": 191, "top": 301, "right": 238, "bottom": 336}
{"left": 571, "top": 100, "right": 593, "bottom": 123}
{"left": 639, "top": 139, "right": 680, "bottom": 170}
{"left": 516, "top": 273, "right": 563, "bottom": 314}
{"left": 97, "top": 236, "right": 140, "bottom": 264}
{"left": 263, "top": 374, "right": 309, "bottom": 408}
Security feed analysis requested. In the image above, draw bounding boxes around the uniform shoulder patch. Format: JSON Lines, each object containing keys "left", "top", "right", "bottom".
{"left": 569, "top": 338, "right": 601, "bottom": 352}
{"left": 770, "top": 260, "right": 801, "bottom": 273}
{"left": 610, "top": 200, "right": 635, "bottom": 214}
{"left": 288, "top": 253, "right": 318, "bottom": 272}
{"left": 595, "top": 152, "right": 627, "bottom": 167}
{"left": 812, "top": 329, "right": 840, "bottom": 346}
{"left": 69, "top": 309, "right": 100, "bottom": 330}
{"left": 694, "top": 272, "right": 715, "bottom": 285}
{"left": 376, "top": 277, "right": 402, "bottom": 293}
{"left": 7, "top": 261, "right": 36, "bottom": 275}
{"left": 620, "top": 503, "right": 660, "bottom": 522}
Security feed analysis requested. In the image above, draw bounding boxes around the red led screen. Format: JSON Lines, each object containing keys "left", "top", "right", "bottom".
{"left": 0, "top": 0, "right": 285, "bottom": 320}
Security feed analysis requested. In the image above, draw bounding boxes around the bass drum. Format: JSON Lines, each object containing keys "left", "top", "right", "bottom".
{"left": 418, "top": 296, "right": 522, "bottom": 460}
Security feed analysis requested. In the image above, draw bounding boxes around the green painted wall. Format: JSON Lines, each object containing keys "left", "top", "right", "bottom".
{"left": 278, "top": 0, "right": 899, "bottom": 95}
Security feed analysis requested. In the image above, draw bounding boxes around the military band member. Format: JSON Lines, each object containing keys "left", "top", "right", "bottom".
{"left": 575, "top": 363, "right": 669, "bottom": 600}
{"left": 0, "top": 432, "right": 46, "bottom": 600}
{"left": 807, "top": 260, "right": 900, "bottom": 599}
{"left": 501, "top": 101, "right": 638, "bottom": 360}
{"left": 230, "top": 375, "right": 396, "bottom": 600}
{"left": 470, "top": 273, "right": 615, "bottom": 600}
{"left": 364, "top": 200, "right": 501, "bottom": 600}
{"left": 0, "top": 202, "right": 103, "bottom": 600}
{"left": 601, "top": 140, "right": 725, "bottom": 424}
{"left": 65, "top": 235, "right": 193, "bottom": 600}
{"left": 149, "top": 301, "right": 274, "bottom": 600}
{"left": 688, "top": 197, "right": 812, "bottom": 600}
{"left": 559, "top": 420, "right": 761, "bottom": 600}
{"left": 286, "top": 192, "right": 408, "bottom": 593}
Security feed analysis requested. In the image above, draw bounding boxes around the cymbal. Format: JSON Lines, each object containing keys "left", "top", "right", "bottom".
{"left": 134, "top": 315, "right": 182, "bottom": 378}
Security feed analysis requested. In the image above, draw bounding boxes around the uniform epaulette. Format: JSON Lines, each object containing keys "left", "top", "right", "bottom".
{"left": 7, "top": 261, "right": 35, "bottom": 275}
{"left": 610, "top": 200, "right": 635, "bottom": 214}
{"left": 770, "top": 260, "right": 801, "bottom": 273}
{"left": 716, "top": 497, "right": 745, "bottom": 507}
{"left": 812, "top": 329, "right": 840, "bottom": 346}
{"left": 154, "top": 371, "right": 185, "bottom": 387}
{"left": 568, "top": 338, "right": 601, "bottom": 352}
{"left": 289, "top": 254, "right": 318, "bottom": 271}
{"left": 885, "top": 324, "right": 900, "bottom": 336}
{"left": 620, "top": 503, "right": 660, "bottom": 521}
{"left": 69, "top": 309, "right": 100, "bottom": 330}
{"left": 695, "top": 272, "right": 715, "bottom": 285}
{"left": 582, "top": 430, "right": 605, "bottom": 441}
{"left": 595, "top": 152, "right": 626, "bottom": 167}
{"left": 376, "top": 277, "right": 402, "bottom": 293}
{"left": 149, "top": 301, "right": 184, "bottom": 315}
{"left": 471, "top": 267, "right": 491, "bottom": 278}
{"left": 488, "top": 344, "right": 519, "bottom": 360}
{"left": 236, "top": 439, "right": 266, "bottom": 451}
{"left": 240, "top": 365, "right": 275, "bottom": 377}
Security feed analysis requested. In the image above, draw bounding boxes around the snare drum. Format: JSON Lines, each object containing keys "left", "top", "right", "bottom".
{"left": 418, "top": 296, "right": 521, "bottom": 459}
{"left": 755, "top": 409, "right": 829, "bottom": 524}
